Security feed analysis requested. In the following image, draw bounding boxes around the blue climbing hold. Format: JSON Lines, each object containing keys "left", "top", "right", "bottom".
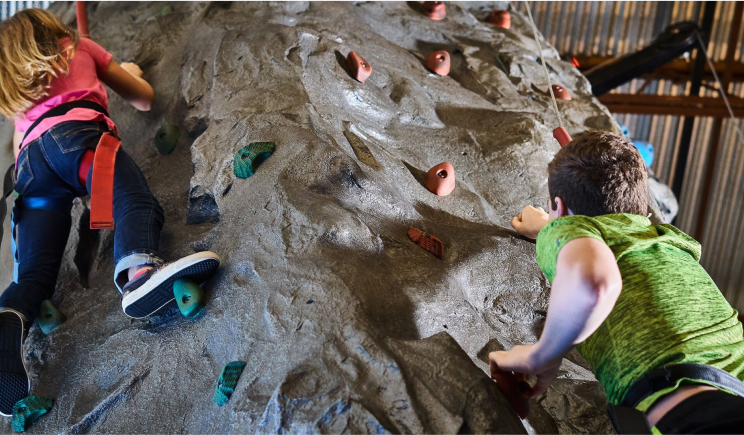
{"left": 173, "top": 278, "right": 206, "bottom": 318}
{"left": 11, "top": 396, "right": 53, "bottom": 432}
{"left": 234, "top": 142, "right": 275, "bottom": 179}
{"left": 213, "top": 361, "right": 247, "bottom": 406}
{"left": 633, "top": 140, "right": 654, "bottom": 167}
{"left": 37, "top": 300, "right": 66, "bottom": 335}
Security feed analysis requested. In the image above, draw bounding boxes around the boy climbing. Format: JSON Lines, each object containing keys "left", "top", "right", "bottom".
{"left": 0, "top": 9, "right": 220, "bottom": 415}
{"left": 492, "top": 131, "right": 744, "bottom": 433}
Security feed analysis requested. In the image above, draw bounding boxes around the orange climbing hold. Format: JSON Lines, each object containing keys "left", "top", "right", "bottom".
{"left": 424, "top": 162, "right": 455, "bottom": 196}
{"left": 421, "top": 1, "right": 446, "bottom": 20}
{"left": 550, "top": 84, "right": 572, "bottom": 101}
{"left": 487, "top": 10, "right": 511, "bottom": 29}
{"left": 553, "top": 127, "right": 572, "bottom": 147}
{"left": 408, "top": 227, "right": 444, "bottom": 259}
{"left": 426, "top": 51, "right": 451, "bottom": 76}
{"left": 347, "top": 52, "right": 372, "bottom": 83}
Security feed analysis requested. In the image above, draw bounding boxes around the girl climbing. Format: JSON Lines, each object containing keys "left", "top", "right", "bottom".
{"left": 0, "top": 9, "right": 220, "bottom": 415}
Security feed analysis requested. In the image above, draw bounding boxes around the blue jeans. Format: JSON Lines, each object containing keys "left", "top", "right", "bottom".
{"left": 0, "top": 121, "right": 164, "bottom": 321}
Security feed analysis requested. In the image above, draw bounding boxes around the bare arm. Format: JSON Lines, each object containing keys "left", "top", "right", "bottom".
{"left": 12, "top": 122, "right": 22, "bottom": 161}
{"left": 489, "top": 237, "right": 622, "bottom": 396}
{"left": 99, "top": 60, "right": 154, "bottom": 111}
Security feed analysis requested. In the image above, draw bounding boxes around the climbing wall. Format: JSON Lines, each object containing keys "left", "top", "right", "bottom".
{"left": 0, "top": 1, "right": 623, "bottom": 433}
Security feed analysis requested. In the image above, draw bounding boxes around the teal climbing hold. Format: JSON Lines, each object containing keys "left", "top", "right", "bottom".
{"left": 154, "top": 124, "right": 181, "bottom": 155}
{"left": 11, "top": 396, "right": 53, "bottom": 433}
{"left": 173, "top": 278, "right": 206, "bottom": 318}
{"left": 37, "top": 300, "right": 66, "bottom": 335}
{"left": 233, "top": 142, "right": 275, "bottom": 179}
{"left": 213, "top": 361, "right": 247, "bottom": 406}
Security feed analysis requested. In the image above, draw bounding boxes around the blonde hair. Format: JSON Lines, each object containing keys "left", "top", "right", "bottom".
{"left": 0, "top": 8, "right": 78, "bottom": 118}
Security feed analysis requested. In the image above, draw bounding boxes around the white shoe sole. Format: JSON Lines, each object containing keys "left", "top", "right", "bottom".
{"left": 121, "top": 252, "right": 220, "bottom": 319}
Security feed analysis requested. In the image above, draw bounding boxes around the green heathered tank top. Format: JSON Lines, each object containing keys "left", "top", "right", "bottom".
{"left": 536, "top": 213, "right": 744, "bottom": 409}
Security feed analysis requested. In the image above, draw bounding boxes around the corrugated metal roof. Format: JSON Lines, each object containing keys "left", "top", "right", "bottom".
{"left": 516, "top": 1, "right": 744, "bottom": 311}
{"left": 1, "top": 1, "right": 50, "bottom": 21}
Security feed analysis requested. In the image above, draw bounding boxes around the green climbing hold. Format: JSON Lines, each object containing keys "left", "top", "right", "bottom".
{"left": 37, "top": 300, "right": 66, "bottom": 335}
{"left": 173, "top": 278, "right": 206, "bottom": 318}
{"left": 213, "top": 361, "right": 247, "bottom": 406}
{"left": 154, "top": 124, "right": 181, "bottom": 155}
{"left": 11, "top": 396, "right": 53, "bottom": 433}
{"left": 233, "top": 142, "right": 275, "bottom": 179}
{"left": 160, "top": 5, "right": 173, "bottom": 16}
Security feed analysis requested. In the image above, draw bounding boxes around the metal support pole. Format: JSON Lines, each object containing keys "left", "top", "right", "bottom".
{"left": 670, "top": 2, "right": 717, "bottom": 219}
{"left": 694, "top": 1, "right": 744, "bottom": 241}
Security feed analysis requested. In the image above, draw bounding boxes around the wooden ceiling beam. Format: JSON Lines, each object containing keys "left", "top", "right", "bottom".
{"left": 598, "top": 94, "right": 744, "bottom": 117}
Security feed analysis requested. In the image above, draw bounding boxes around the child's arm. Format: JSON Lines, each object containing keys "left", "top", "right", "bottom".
{"left": 100, "top": 61, "right": 154, "bottom": 111}
{"left": 12, "top": 122, "right": 21, "bottom": 161}
{"left": 489, "top": 237, "right": 622, "bottom": 396}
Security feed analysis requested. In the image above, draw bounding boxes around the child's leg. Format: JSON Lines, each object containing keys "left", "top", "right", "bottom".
{"left": 83, "top": 148, "right": 166, "bottom": 292}
{"left": 0, "top": 204, "right": 73, "bottom": 321}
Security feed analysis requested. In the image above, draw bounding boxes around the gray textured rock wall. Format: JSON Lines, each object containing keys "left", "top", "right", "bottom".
{"left": 0, "top": 2, "right": 620, "bottom": 433}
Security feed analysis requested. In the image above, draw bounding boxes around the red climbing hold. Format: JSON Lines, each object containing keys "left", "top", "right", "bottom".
{"left": 492, "top": 370, "right": 532, "bottom": 419}
{"left": 422, "top": 1, "right": 446, "bottom": 20}
{"left": 424, "top": 162, "right": 455, "bottom": 196}
{"left": 426, "top": 51, "right": 451, "bottom": 76}
{"left": 347, "top": 52, "right": 372, "bottom": 83}
{"left": 408, "top": 227, "right": 444, "bottom": 259}
{"left": 553, "top": 127, "right": 572, "bottom": 147}
{"left": 487, "top": 10, "right": 511, "bottom": 29}
{"left": 550, "top": 84, "right": 572, "bottom": 101}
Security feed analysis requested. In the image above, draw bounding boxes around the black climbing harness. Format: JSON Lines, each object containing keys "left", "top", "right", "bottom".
{"left": 607, "top": 363, "right": 744, "bottom": 434}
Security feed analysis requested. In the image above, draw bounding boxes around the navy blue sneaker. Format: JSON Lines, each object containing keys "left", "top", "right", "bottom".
{"left": 0, "top": 308, "right": 30, "bottom": 417}
{"left": 121, "top": 252, "right": 220, "bottom": 318}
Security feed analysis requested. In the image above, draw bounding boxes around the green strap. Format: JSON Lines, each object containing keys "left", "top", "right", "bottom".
{"left": 233, "top": 142, "right": 275, "bottom": 179}
{"left": 11, "top": 396, "right": 54, "bottom": 432}
{"left": 213, "top": 361, "right": 247, "bottom": 406}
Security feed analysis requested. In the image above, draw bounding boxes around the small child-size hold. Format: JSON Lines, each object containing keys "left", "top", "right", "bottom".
{"left": 11, "top": 396, "right": 54, "bottom": 432}
{"left": 553, "top": 126, "right": 572, "bottom": 147}
{"left": 37, "top": 300, "right": 66, "bottom": 335}
{"left": 487, "top": 10, "right": 511, "bottom": 29}
{"left": 408, "top": 227, "right": 444, "bottom": 259}
{"left": 426, "top": 51, "right": 450, "bottom": 76}
{"left": 213, "top": 361, "right": 247, "bottom": 406}
{"left": 346, "top": 52, "right": 372, "bottom": 83}
{"left": 173, "top": 278, "right": 206, "bottom": 318}
{"left": 234, "top": 142, "right": 275, "bottom": 179}
{"left": 160, "top": 5, "right": 173, "bottom": 16}
{"left": 421, "top": 1, "right": 446, "bottom": 20}
{"left": 154, "top": 124, "right": 181, "bottom": 155}
{"left": 424, "top": 162, "right": 456, "bottom": 196}
{"left": 549, "top": 84, "right": 572, "bottom": 101}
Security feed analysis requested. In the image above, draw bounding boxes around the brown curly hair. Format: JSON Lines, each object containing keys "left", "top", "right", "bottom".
{"left": 548, "top": 131, "right": 649, "bottom": 217}
{"left": 0, "top": 8, "right": 79, "bottom": 118}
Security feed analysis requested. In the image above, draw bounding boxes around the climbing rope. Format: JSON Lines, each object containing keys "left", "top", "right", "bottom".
{"left": 75, "top": 1, "right": 89, "bottom": 38}
{"left": 523, "top": 2, "right": 572, "bottom": 147}
{"left": 694, "top": 30, "right": 744, "bottom": 148}
{"left": 523, "top": 1, "right": 563, "bottom": 129}
{"left": 233, "top": 142, "right": 275, "bottom": 179}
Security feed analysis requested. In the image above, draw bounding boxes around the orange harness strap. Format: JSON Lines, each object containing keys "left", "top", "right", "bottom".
{"left": 88, "top": 133, "right": 120, "bottom": 229}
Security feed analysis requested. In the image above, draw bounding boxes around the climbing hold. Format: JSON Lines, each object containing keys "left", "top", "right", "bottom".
{"left": 492, "top": 372, "right": 531, "bottom": 419}
{"left": 346, "top": 52, "right": 372, "bottom": 83}
{"left": 486, "top": 10, "right": 511, "bottom": 29}
{"left": 37, "top": 300, "right": 66, "bottom": 335}
{"left": 407, "top": 227, "right": 444, "bottom": 259}
{"left": 154, "top": 124, "right": 181, "bottom": 155}
{"left": 549, "top": 84, "right": 572, "bottom": 101}
{"left": 173, "top": 278, "right": 206, "bottom": 318}
{"left": 213, "top": 361, "right": 247, "bottom": 406}
{"left": 426, "top": 51, "right": 451, "bottom": 76}
{"left": 11, "top": 396, "right": 53, "bottom": 432}
{"left": 553, "top": 127, "right": 572, "bottom": 148}
{"left": 421, "top": 1, "right": 446, "bottom": 20}
{"left": 160, "top": 5, "right": 173, "bottom": 16}
{"left": 233, "top": 142, "right": 275, "bottom": 179}
{"left": 424, "top": 162, "right": 456, "bottom": 196}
